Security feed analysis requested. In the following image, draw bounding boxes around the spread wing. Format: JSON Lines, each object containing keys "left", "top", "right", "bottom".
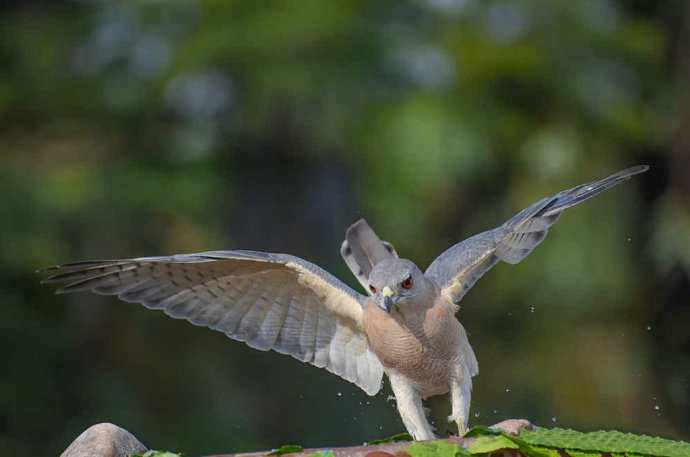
{"left": 41, "top": 250, "right": 384, "bottom": 395}
{"left": 425, "top": 165, "right": 648, "bottom": 303}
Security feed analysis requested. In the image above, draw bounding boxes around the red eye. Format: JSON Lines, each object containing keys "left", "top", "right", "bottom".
{"left": 369, "top": 284, "right": 377, "bottom": 294}
{"left": 401, "top": 276, "right": 413, "bottom": 289}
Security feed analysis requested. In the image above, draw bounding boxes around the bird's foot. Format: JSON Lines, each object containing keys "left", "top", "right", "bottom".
{"left": 447, "top": 412, "right": 468, "bottom": 436}
{"left": 489, "top": 418, "right": 534, "bottom": 436}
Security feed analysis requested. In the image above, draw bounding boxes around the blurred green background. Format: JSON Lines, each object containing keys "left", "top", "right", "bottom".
{"left": 1, "top": 0, "right": 689, "bottom": 455}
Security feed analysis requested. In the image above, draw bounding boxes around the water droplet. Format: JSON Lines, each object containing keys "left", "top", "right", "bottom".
{"left": 551, "top": 416, "right": 557, "bottom": 422}
{"left": 474, "top": 412, "right": 481, "bottom": 418}
{"left": 493, "top": 409, "right": 498, "bottom": 414}
{"left": 646, "top": 325, "right": 652, "bottom": 331}
{"left": 337, "top": 392, "right": 342, "bottom": 397}
{"left": 379, "top": 425, "right": 384, "bottom": 430}
{"left": 653, "top": 404, "right": 660, "bottom": 411}
{"left": 530, "top": 306, "right": 535, "bottom": 313}
{"left": 627, "top": 237, "right": 632, "bottom": 242}
{"left": 505, "top": 388, "right": 510, "bottom": 393}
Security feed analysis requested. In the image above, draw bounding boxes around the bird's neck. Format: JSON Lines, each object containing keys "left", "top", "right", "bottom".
{"left": 394, "top": 283, "right": 437, "bottom": 323}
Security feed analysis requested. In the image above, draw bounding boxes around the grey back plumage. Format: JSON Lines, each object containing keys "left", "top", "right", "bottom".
{"left": 340, "top": 219, "right": 398, "bottom": 290}
{"left": 425, "top": 165, "right": 648, "bottom": 303}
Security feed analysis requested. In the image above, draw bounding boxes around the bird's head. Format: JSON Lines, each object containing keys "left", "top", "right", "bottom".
{"left": 367, "top": 259, "right": 429, "bottom": 313}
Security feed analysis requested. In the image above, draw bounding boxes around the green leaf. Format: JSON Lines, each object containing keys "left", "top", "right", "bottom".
{"left": 563, "top": 450, "right": 605, "bottom": 457}
{"left": 366, "top": 432, "right": 413, "bottom": 445}
{"left": 269, "top": 444, "right": 304, "bottom": 455}
{"left": 517, "top": 444, "right": 562, "bottom": 457}
{"left": 465, "top": 434, "right": 519, "bottom": 453}
{"left": 463, "top": 425, "right": 503, "bottom": 438}
{"left": 303, "top": 450, "right": 334, "bottom": 457}
{"left": 407, "top": 440, "right": 470, "bottom": 457}
{"left": 519, "top": 428, "right": 690, "bottom": 457}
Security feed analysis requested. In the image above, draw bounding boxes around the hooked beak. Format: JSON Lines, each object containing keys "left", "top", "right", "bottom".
{"left": 381, "top": 286, "right": 394, "bottom": 312}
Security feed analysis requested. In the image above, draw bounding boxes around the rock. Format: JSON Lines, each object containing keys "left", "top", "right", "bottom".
{"left": 60, "top": 423, "right": 147, "bottom": 457}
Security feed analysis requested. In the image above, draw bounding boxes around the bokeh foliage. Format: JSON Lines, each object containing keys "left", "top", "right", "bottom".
{"left": 1, "top": 1, "right": 689, "bottom": 456}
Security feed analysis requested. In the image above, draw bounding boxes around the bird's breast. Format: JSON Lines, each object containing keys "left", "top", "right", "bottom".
{"left": 363, "top": 297, "right": 465, "bottom": 395}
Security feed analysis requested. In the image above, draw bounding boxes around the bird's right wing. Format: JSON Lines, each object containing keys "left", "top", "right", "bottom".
{"left": 425, "top": 166, "right": 648, "bottom": 303}
{"left": 41, "top": 250, "right": 384, "bottom": 395}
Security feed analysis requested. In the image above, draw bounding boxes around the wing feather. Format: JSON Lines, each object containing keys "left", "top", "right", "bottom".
{"left": 274, "top": 286, "right": 306, "bottom": 358}
{"left": 426, "top": 166, "right": 648, "bottom": 303}
{"left": 41, "top": 250, "right": 385, "bottom": 395}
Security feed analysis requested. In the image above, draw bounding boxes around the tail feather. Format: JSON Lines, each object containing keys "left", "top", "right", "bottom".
{"left": 340, "top": 219, "right": 397, "bottom": 291}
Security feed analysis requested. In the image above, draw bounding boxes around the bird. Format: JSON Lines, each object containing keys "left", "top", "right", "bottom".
{"left": 41, "top": 165, "right": 648, "bottom": 441}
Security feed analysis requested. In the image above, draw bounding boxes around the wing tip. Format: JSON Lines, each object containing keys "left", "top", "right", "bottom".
{"left": 631, "top": 164, "right": 649, "bottom": 172}
{"left": 620, "top": 164, "right": 649, "bottom": 178}
{"left": 37, "top": 259, "right": 130, "bottom": 274}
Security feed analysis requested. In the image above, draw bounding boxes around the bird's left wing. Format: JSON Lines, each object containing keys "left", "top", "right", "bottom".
{"left": 425, "top": 166, "right": 648, "bottom": 303}
{"left": 41, "top": 250, "right": 384, "bottom": 395}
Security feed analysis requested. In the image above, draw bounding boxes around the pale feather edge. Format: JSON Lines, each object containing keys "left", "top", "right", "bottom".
{"left": 285, "top": 261, "right": 365, "bottom": 328}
